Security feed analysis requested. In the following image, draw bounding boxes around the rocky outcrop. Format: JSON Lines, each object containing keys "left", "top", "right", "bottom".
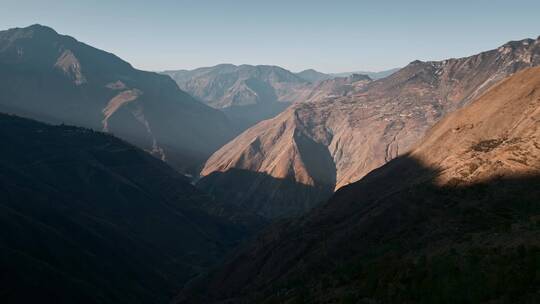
{"left": 199, "top": 36, "right": 540, "bottom": 218}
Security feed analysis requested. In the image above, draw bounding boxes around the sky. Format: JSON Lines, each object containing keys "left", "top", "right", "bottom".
{"left": 1, "top": 0, "right": 539, "bottom": 73}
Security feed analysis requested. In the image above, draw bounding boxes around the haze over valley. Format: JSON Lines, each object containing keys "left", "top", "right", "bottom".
{"left": 1, "top": 1, "right": 539, "bottom": 303}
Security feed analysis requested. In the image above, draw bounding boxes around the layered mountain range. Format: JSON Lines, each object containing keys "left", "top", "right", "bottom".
{"left": 162, "top": 66, "right": 399, "bottom": 130}
{"left": 295, "top": 68, "right": 401, "bottom": 83}
{"left": 295, "top": 69, "right": 334, "bottom": 83}
{"left": 199, "top": 36, "right": 540, "bottom": 218}
{"left": 178, "top": 65, "right": 540, "bottom": 304}
{"left": 0, "top": 113, "right": 263, "bottom": 304}
{"left": 330, "top": 67, "right": 401, "bottom": 80}
{"left": 163, "top": 64, "right": 314, "bottom": 129}
{"left": 1, "top": 23, "right": 539, "bottom": 304}
{"left": 0, "top": 24, "right": 236, "bottom": 174}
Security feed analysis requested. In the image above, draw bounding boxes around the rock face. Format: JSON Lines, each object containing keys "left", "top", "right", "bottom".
{"left": 0, "top": 24, "right": 236, "bottom": 174}
{"left": 0, "top": 113, "right": 264, "bottom": 304}
{"left": 163, "top": 64, "right": 314, "bottom": 129}
{"left": 178, "top": 66, "right": 540, "bottom": 304}
{"left": 199, "top": 36, "right": 540, "bottom": 219}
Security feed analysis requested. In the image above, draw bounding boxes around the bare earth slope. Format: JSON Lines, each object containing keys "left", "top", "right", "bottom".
{"left": 199, "top": 36, "right": 540, "bottom": 218}
{"left": 0, "top": 113, "right": 263, "bottom": 304}
{"left": 0, "top": 24, "right": 236, "bottom": 174}
{"left": 179, "top": 65, "right": 540, "bottom": 304}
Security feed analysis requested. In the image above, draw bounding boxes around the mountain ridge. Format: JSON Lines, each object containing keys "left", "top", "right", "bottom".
{"left": 0, "top": 24, "right": 236, "bottom": 174}
{"left": 329, "top": 67, "right": 400, "bottom": 79}
{"left": 177, "top": 65, "right": 540, "bottom": 304}
{"left": 198, "top": 35, "right": 540, "bottom": 219}
{"left": 162, "top": 64, "right": 314, "bottom": 130}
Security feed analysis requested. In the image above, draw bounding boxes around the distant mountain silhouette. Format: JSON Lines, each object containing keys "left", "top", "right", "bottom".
{"left": 177, "top": 65, "right": 540, "bottom": 304}
{"left": 0, "top": 113, "right": 264, "bottom": 304}
{"left": 161, "top": 66, "right": 396, "bottom": 132}
{"left": 295, "top": 69, "right": 333, "bottom": 83}
{"left": 199, "top": 36, "right": 540, "bottom": 219}
{"left": 0, "top": 24, "right": 236, "bottom": 174}
{"left": 330, "top": 67, "right": 400, "bottom": 79}
{"left": 296, "top": 68, "right": 400, "bottom": 82}
{"left": 162, "top": 64, "right": 314, "bottom": 129}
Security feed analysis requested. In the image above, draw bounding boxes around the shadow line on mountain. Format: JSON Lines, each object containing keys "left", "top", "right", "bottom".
{"left": 180, "top": 154, "right": 540, "bottom": 304}
{"left": 197, "top": 168, "right": 336, "bottom": 220}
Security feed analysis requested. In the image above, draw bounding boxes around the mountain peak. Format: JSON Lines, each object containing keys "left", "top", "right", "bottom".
{"left": 0, "top": 24, "right": 61, "bottom": 42}
{"left": 14, "top": 24, "right": 58, "bottom": 36}
{"left": 213, "top": 63, "right": 237, "bottom": 68}
{"left": 295, "top": 68, "right": 332, "bottom": 83}
{"left": 501, "top": 37, "right": 536, "bottom": 48}
{"left": 26, "top": 23, "right": 57, "bottom": 32}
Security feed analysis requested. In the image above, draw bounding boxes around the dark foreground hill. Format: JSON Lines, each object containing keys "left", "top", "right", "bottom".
{"left": 177, "top": 66, "right": 540, "bottom": 303}
{"left": 0, "top": 113, "right": 263, "bottom": 304}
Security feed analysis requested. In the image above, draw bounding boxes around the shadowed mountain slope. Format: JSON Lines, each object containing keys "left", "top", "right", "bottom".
{"left": 0, "top": 24, "right": 236, "bottom": 174}
{"left": 177, "top": 65, "right": 540, "bottom": 304}
{"left": 0, "top": 113, "right": 264, "bottom": 304}
{"left": 199, "top": 36, "right": 540, "bottom": 219}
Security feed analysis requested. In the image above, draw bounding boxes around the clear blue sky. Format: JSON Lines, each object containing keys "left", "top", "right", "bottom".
{"left": 1, "top": 0, "right": 539, "bottom": 73}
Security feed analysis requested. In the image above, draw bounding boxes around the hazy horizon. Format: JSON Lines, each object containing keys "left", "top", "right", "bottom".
{"left": 1, "top": 0, "right": 540, "bottom": 73}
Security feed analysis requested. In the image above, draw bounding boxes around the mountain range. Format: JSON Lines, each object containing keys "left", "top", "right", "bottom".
{"left": 177, "top": 64, "right": 540, "bottom": 304}
{"left": 162, "top": 66, "right": 399, "bottom": 130}
{"left": 0, "top": 23, "right": 539, "bottom": 304}
{"left": 295, "top": 69, "right": 334, "bottom": 83}
{"left": 198, "top": 36, "right": 540, "bottom": 219}
{"left": 329, "top": 67, "right": 401, "bottom": 80}
{"left": 0, "top": 24, "right": 236, "bottom": 175}
{"left": 162, "top": 64, "right": 316, "bottom": 129}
